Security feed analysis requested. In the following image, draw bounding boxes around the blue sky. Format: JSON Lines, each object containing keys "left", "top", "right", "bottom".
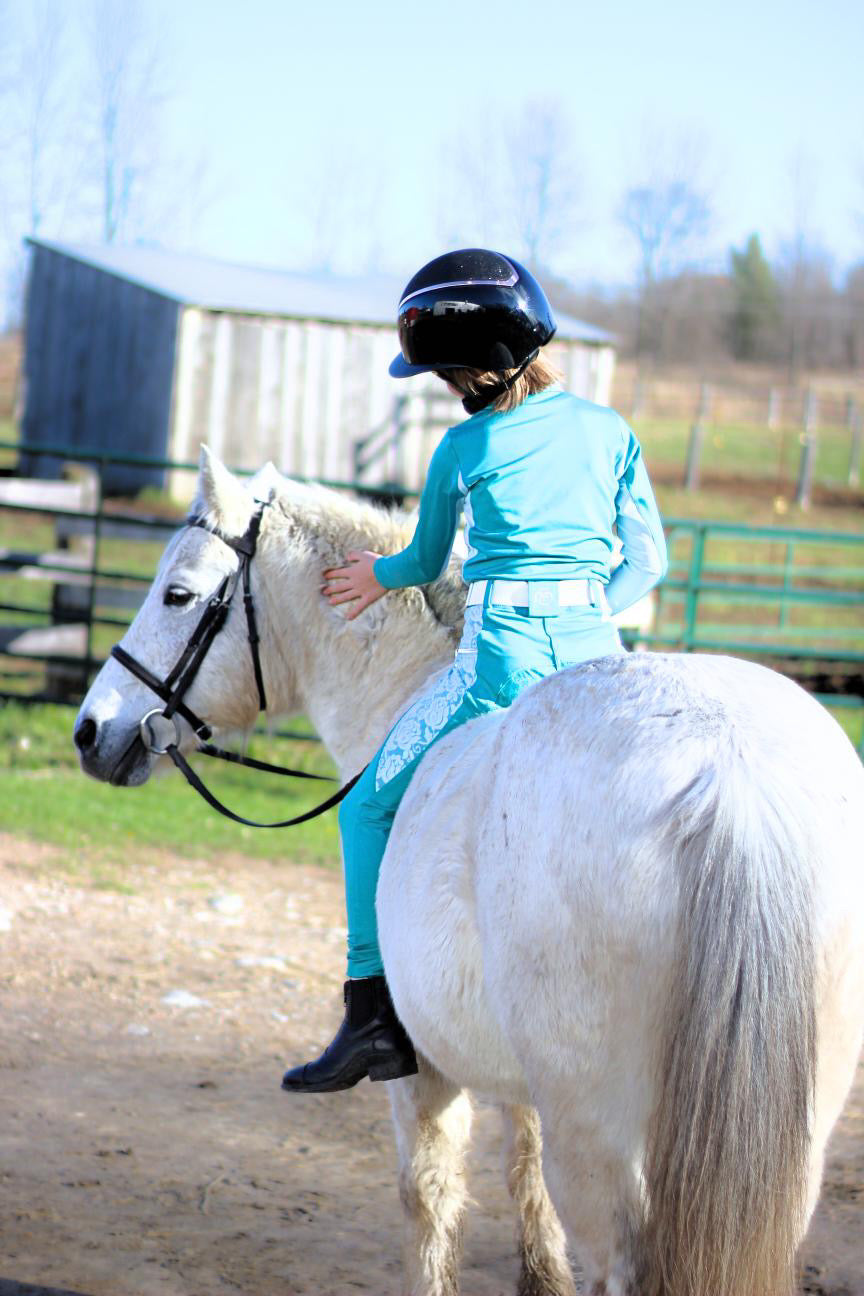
{"left": 4, "top": 0, "right": 863, "bottom": 305}
{"left": 165, "top": 0, "right": 864, "bottom": 284}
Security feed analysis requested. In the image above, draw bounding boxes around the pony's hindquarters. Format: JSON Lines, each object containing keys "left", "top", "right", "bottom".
{"left": 474, "top": 653, "right": 864, "bottom": 1296}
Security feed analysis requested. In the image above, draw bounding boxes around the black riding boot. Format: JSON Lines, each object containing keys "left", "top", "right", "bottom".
{"left": 281, "top": 975, "right": 418, "bottom": 1094}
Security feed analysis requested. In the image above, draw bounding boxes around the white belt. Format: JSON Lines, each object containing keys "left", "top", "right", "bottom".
{"left": 466, "top": 579, "right": 599, "bottom": 608}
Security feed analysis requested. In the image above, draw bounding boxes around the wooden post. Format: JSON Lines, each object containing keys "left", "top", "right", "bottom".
{"left": 684, "top": 381, "right": 712, "bottom": 491}
{"left": 846, "top": 396, "right": 862, "bottom": 487}
{"left": 683, "top": 524, "right": 706, "bottom": 649}
{"left": 631, "top": 375, "right": 645, "bottom": 420}
{"left": 795, "top": 387, "right": 819, "bottom": 510}
{"left": 49, "top": 466, "right": 99, "bottom": 701}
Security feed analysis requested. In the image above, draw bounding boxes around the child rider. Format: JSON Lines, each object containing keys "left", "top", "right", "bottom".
{"left": 281, "top": 248, "right": 667, "bottom": 1094}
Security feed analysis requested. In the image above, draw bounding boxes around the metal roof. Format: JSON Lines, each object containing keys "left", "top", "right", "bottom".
{"left": 26, "top": 237, "right": 615, "bottom": 345}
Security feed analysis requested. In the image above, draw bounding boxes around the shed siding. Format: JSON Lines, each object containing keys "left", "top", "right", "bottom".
{"left": 206, "top": 315, "right": 233, "bottom": 461}
{"left": 168, "top": 311, "right": 614, "bottom": 495}
{"left": 279, "top": 323, "right": 302, "bottom": 470}
{"left": 23, "top": 245, "right": 179, "bottom": 491}
{"left": 256, "top": 321, "right": 282, "bottom": 465}
{"left": 170, "top": 308, "right": 203, "bottom": 465}
{"left": 23, "top": 243, "right": 615, "bottom": 498}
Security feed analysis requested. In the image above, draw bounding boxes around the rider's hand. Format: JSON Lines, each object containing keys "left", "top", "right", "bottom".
{"left": 322, "top": 550, "right": 387, "bottom": 621}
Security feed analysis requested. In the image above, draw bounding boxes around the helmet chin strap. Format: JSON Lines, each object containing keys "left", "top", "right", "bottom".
{"left": 460, "top": 350, "right": 539, "bottom": 414}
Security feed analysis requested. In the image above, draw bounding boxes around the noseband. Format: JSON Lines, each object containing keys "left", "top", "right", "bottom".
{"left": 109, "top": 502, "right": 362, "bottom": 827}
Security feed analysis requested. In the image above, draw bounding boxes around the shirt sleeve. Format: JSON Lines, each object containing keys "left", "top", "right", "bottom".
{"left": 605, "top": 421, "right": 668, "bottom": 616}
{"left": 373, "top": 434, "right": 464, "bottom": 589}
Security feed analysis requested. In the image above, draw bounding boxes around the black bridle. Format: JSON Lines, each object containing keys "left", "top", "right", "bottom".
{"left": 109, "top": 502, "right": 362, "bottom": 827}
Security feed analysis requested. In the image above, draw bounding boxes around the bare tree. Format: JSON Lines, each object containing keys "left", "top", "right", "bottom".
{"left": 13, "top": 1, "right": 86, "bottom": 236}
{"left": 504, "top": 99, "right": 582, "bottom": 269}
{"left": 79, "top": 0, "right": 215, "bottom": 252}
{"left": 285, "top": 133, "right": 392, "bottom": 274}
{"left": 0, "top": 1, "right": 88, "bottom": 325}
{"left": 83, "top": 0, "right": 167, "bottom": 244}
{"left": 146, "top": 151, "right": 223, "bottom": 256}
{"left": 620, "top": 181, "right": 711, "bottom": 290}
{"left": 436, "top": 97, "right": 581, "bottom": 273}
{"left": 0, "top": 0, "right": 14, "bottom": 150}
{"left": 843, "top": 263, "right": 864, "bottom": 369}
{"left": 435, "top": 108, "right": 502, "bottom": 252}
{"left": 854, "top": 156, "right": 864, "bottom": 245}
{"left": 0, "top": 0, "right": 210, "bottom": 324}
{"left": 775, "top": 151, "right": 834, "bottom": 374}
{"left": 618, "top": 131, "right": 712, "bottom": 357}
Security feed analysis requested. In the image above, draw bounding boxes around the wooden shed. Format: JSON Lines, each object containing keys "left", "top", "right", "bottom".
{"left": 22, "top": 239, "right": 616, "bottom": 496}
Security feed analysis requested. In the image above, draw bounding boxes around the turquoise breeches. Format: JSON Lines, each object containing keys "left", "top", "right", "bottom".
{"left": 339, "top": 595, "right": 624, "bottom": 978}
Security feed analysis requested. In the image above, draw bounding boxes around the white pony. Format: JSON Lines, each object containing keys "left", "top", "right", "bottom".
{"left": 75, "top": 452, "right": 864, "bottom": 1296}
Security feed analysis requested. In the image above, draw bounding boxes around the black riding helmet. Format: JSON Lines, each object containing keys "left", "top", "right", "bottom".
{"left": 389, "top": 248, "right": 557, "bottom": 380}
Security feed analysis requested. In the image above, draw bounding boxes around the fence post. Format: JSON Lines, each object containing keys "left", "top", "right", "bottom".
{"left": 82, "top": 458, "right": 105, "bottom": 694}
{"left": 631, "top": 375, "right": 645, "bottom": 420}
{"left": 779, "top": 540, "right": 795, "bottom": 631}
{"left": 795, "top": 387, "right": 819, "bottom": 510}
{"left": 684, "top": 382, "right": 712, "bottom": 491}
{"left": 683, "top": 524, "right": 705, "bottom": 650}
{"left": 768, "top": 387, "right": 782, "bottom": 430}
{"left": 352, "top": 395, "right": 407, "bottom": 482}
{"left": 46, "top": 464, "right": 99, "bottom": 700}
{"left": 352, "top": 430, "right": 366, "bottom": 481}
{"left": 847, "top": 396, "right": 862, "bottom": 488}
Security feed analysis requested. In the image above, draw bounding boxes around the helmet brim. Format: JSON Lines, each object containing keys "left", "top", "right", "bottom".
{"left": 389, "top": 354, "right": 460, "bottom": 379}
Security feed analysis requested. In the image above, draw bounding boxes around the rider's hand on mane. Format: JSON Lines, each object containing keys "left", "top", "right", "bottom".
{"left": 322, "top": 550, "right": 387, "bottom": 620}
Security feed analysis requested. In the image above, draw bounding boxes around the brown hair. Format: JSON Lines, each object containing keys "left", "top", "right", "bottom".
{"left": 445, "top": 352, "right": 562, "bottom": 414}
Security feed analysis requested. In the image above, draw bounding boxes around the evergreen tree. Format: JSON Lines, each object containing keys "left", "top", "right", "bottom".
{"left": 728, "top": 234, "right": 780, "bottom": 361}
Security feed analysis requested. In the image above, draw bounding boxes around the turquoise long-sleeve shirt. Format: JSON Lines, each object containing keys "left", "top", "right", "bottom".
{"left": 373, "top": 385, "right": 668, "bottom": 616}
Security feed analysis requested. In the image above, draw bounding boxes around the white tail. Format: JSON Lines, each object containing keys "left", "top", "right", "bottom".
{"left": 639, "top": 751, "right": 817, "bottom": 1296}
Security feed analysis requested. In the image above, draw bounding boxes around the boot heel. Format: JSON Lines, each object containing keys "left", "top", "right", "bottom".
{"left": 369, "top": 1055, "right": 419, "bottom": 1083}
{"left": 282, "top": 977, "right": 418, "bottom": 1093}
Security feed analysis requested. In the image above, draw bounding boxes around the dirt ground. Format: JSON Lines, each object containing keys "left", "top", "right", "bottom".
{"left": 0, "top": 835, "right": 861, "bottom": 1296}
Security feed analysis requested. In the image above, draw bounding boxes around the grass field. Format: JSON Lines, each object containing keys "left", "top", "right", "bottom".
{"left": 634, "top": 417, "right": 858, "bottom": 494}
{"left": 0, "top": 686, "right": 859, "bottom": 884}
{"left": 0, "top": 703, "right": 341, "bottom": 883}
{"left": 0, "top": 698, "right": 859, "bottom": 875}
{"left": 0, "top": 419, "right": 858, "bottom": 878}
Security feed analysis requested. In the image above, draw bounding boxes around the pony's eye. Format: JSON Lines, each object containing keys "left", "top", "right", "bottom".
{"left": 164, "top": 586, "right": 195, "bottom": 608}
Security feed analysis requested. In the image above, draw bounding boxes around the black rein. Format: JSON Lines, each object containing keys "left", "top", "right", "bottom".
{"left": 109, "top": 502, "right": 363, "bottom": 827}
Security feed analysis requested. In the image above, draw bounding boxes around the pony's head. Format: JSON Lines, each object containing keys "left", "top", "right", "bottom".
{"left": 74, "top": 448, "right": 284, "bottom": 786}
{"left": 74, "top": 449, "right": 466, "bottom": 787}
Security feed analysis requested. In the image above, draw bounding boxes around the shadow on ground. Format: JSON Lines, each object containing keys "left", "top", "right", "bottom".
{"left": 0, "top": 1283, "right": 94, "bottom": 1296}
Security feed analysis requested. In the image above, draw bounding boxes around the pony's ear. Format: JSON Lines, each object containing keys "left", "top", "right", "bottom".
{"left": 195, "top": 445, "right": 255, "bottom": 537}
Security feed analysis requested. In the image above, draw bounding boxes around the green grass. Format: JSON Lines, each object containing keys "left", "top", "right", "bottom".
{"left": 636, "top": 418, "right": 857, "bottom": 491}
{"left": 645, "top": 419, "right": 860, "bottom": 526}
{"left": 0, "top": 701, "right": 341, "bottom": 875}
{"left": 0, "top": 505, "right": 177, "bottom": 674}
{"left": 654, "top": 483, "right": 863, "bottom": 532}
{"left": 0, "top": 685, "right": 859, "bottom": 888}
{"left": 0, "top": 430, "right": 858, "bottom": 879}
{"left": 0, "top": 418, "right": 16, "bottom": 468}
{"left": 830, "top": 703, "right": 864, "bottom": 753}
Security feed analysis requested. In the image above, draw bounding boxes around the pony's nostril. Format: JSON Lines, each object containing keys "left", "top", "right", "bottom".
{"left": 74, "top": 717, "right": 98, "bottom": 754}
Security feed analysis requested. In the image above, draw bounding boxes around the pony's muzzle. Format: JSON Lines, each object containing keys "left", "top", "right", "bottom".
{"left": 139, "top": 708, "right": 181, "bottom": 755}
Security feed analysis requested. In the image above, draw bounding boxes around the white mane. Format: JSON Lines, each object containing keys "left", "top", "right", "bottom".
{"left": 249, "top": 466, "right": 467, "bottom": 644}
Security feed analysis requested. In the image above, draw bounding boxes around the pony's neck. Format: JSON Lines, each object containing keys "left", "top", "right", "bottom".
{"left": 255, "top": 503, "right": 463, "bottom": 777}
{"left": 300, "top": 615, "right": 455, "bottom": 776}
